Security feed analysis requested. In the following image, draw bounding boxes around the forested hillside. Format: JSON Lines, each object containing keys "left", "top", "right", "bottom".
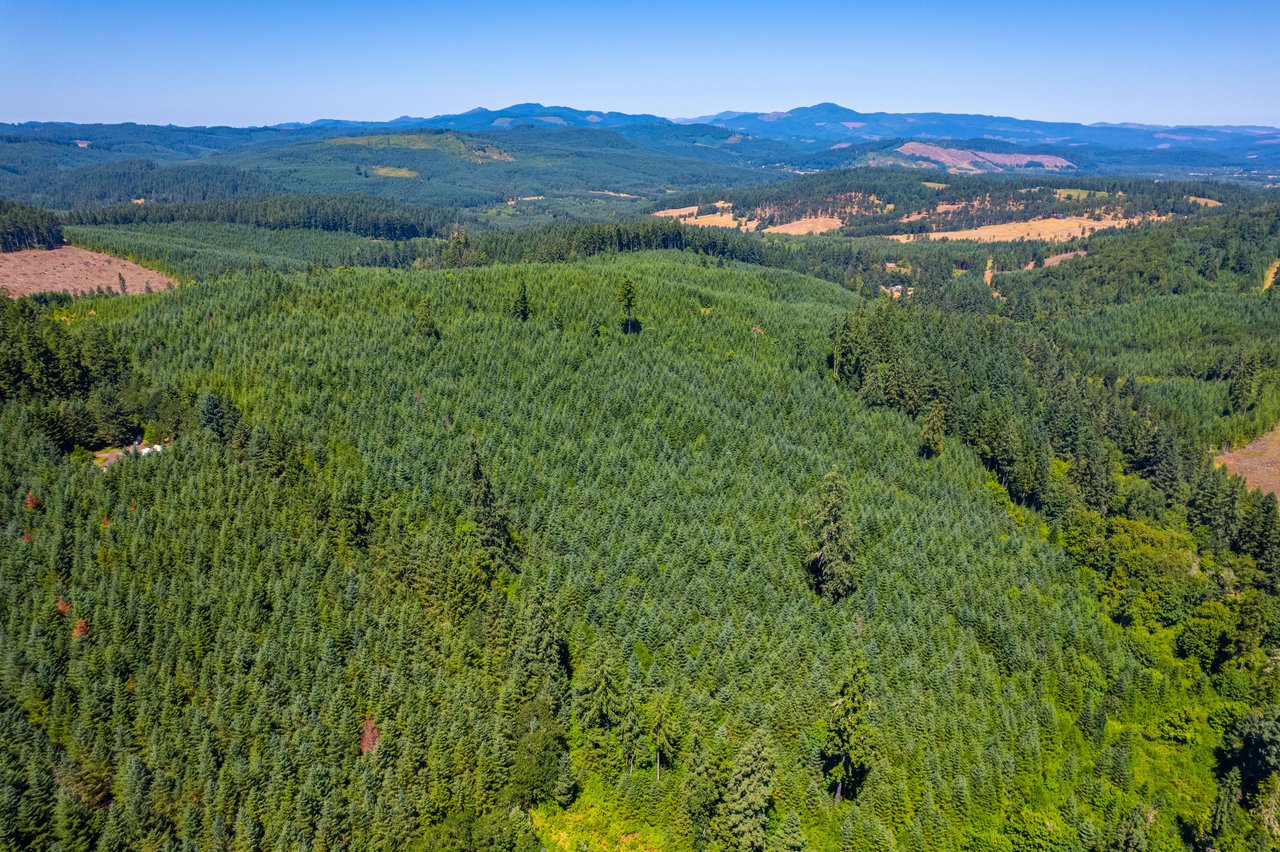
{"left": 654, "top": 170, "right": 1258, "bottom": 237}
{"left": 0, "top": 201, "right": 63, "bottom": 252}
{"left": 0, "top": 222, "right": 1278, "bottom": 850}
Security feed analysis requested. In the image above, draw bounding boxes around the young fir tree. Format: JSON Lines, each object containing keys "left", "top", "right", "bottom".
{"left": 806, "top": 469, "right": 858, "bottom": 599}
{"left": 512, "top": 282, "right": 530, "bottom": 323}
{"left": 921, "top": 401, "right": 946, "bottom": 458}
{"left": 824, "top": 652, "right": 873, "bottom": 805}
{"left": 716, "top": 730, "right": 775, "bottom": 852}
{"left": 617, "top": 276, "right": 639, "bottom": 334}
{"left": 768, "top": 811, "right": 806, "bottom": 852}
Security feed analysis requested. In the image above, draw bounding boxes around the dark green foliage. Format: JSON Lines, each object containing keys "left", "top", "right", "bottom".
{"left": 5, "top": 159, "right": 278, "bottom": 208}
{"left": 66, "top": 193, "right": 456, "bottom": 240}
{"left": 1227, "top": 708, "right": 1280, "bottom": 794}
{"left": 0, "top": 200, "right": 62, "bottom": 251}
{"left": 805, "top": 469, "right": 860, "bottom": 599}
{"left": 920, "top": 401, "right": 946, "bottom": 458}
{"left": 512, "top": 281, "right": 530, "bottom": 322}
{"left": 822, "top": 653, "right": 873, "bottom": 806}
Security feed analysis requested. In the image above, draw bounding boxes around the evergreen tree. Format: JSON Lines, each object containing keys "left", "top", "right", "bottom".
{"left": 512, "top": 282, "right": 530, "bottom": 323}
{"left": 806, "top": 469, "right": 858, "bottom": 599}
{"left": 824, "top": 652, "right": 873, "bottom": 805}
{"left": 716, "top": 731, "right": 775, "bottom": 852}
{"left": 921, "top": 401, "right": 946, "bottom": 458}
{"left": 768, "top": 811, "right": 805, "bottom": 852}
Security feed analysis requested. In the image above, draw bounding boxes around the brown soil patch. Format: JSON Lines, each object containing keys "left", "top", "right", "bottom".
{"left": 1187, "top": 195, "right": 1222, "bottom": 207}
{"left": 984, "top": 256, "right": 995, "bottom": 285}
{"left": 922, "top": 181, "right": 948, "bottom": 189}
{"left": 0, "top": 247, "right": 174, "bottom": 298}
{"left": 360, "top": 717, "right": 380, "bottom": 755}
{"left": 590, "top": 190, "right": 639, "bottom": 198}
{"left": 763, "top": 215, "right": 844, "bottom": 235}
{"left": 885, "top": 214, "right": 1162, "bottom": 244}
{"left": 1218, "top": 425, "right": 1280, "bottom": 496}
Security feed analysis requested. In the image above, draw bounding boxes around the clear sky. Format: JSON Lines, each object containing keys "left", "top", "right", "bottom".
{"left": 2, "top": 0, "right": 1278, "bottom": 127}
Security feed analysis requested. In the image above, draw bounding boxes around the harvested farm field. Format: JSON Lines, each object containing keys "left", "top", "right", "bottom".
{"left": 886, "top": 215, "right": 1161, "bottom": 244}
{"left": 651, "top": 202, "right": 758, "bottom": 230}
{"left": 1218, "top": 425, "right": 1280, "bottom": 497}
{"left": 763, "top": 215, "right": 844, "bottom": 235}
{"left": 0, "top": 246, "right": 174, "bottom": 298}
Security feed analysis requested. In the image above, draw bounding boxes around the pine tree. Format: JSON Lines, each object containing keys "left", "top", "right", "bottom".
{"left": 198, "top": 391, "right": 224, "bottom": 440}
{"left": 1210, "top": 768, "right": 1243, "bottom": 839}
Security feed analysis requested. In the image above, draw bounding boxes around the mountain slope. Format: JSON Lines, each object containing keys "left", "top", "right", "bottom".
{"left": 681, "top": 102, "right": 1280, "bottom": 154}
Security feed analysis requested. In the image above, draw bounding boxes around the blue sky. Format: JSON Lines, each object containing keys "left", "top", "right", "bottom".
{"left": 2, "top": 0, "right": 1277, "bottom": 127}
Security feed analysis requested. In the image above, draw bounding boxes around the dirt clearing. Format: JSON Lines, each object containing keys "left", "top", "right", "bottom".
{"left": 1218, "top": 425, "right": 1280, "bottom": 497}
{"left": 0, "top": 247, "right": 174, "bottom": 298}
{"left": 1264, "top": 259, "right": 1278, "bottom": 291}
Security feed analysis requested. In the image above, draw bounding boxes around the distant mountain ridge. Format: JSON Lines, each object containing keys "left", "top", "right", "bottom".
{"left": 675, "top": 102, "right": 1280, "bottom": 154}
{"left": 266, "top": 102, "right": 1280, "bottom": 155}
{"left": 3, "top": 103, "right": 1279, "bottom": 199}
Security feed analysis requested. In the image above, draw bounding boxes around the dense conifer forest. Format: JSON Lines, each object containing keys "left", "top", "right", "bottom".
{"left": 2, "top": 144, "right": 1280, "bottom": 851}
{"left": 0, "top": 201, "right": 63, "bottom": 253}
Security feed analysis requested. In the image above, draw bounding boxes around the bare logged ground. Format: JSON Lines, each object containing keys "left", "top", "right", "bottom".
{"left": 886, "top": 215, "right": 1162, "bottom": 244}
{"left": 897, "top": 142, "right": 1075, "bottom": 172}
{"left": 0, "top": 247, "right": 174, "bottom": 298}
{"left": 763, "top": 215, "right": 844, "bottom": 235}
{"left": 1264, "top": 259, "right": 1279, "bottom": 291}
{"left": 1219, "top": 426, "right": 1280, "bottom": 497}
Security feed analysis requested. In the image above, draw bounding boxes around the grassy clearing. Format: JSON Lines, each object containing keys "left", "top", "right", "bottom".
{"left": 371, "top": 165, "right": 419, "bottom": 178}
